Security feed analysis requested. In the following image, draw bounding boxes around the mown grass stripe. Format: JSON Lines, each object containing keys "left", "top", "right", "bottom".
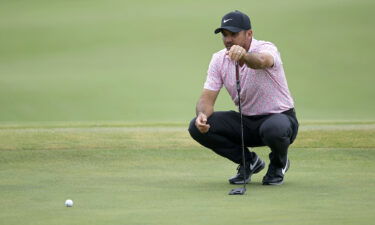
{"left": 1, "top": 120, "right": 375, "bottom": 129}
{"left": 0, "top": 127, "right": 374, "bottom": 151}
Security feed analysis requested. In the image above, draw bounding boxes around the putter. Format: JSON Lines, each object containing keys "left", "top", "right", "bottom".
{"left": 229, "top": 62, "right": 247, "bottom": 195}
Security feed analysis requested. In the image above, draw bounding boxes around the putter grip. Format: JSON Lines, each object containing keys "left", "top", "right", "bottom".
{"left": 235, "top": 62, "right": 240, "bottom": 81}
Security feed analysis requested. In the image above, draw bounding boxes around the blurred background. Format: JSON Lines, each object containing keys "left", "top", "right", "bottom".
{"left": 1, "top": 0, "right": 374, "bottom": 123}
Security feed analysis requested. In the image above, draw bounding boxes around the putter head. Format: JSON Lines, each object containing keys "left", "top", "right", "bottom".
{"left": 228, "top": 187, "right": 246, "bottom": 195}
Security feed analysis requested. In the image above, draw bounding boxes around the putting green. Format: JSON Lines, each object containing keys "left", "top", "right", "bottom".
{"left": 1, "top": 0, "right": 374, "bottom": 223}
{"left": 0, "top": 122, "right": 374, "bottom": 225}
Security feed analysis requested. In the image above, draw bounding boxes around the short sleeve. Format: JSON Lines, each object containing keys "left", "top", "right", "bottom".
{"left": 203, "top": 53, "right": 223, "bottom": 91}
{"left": 258, "top": 43, "right": 282, "bottom": 68}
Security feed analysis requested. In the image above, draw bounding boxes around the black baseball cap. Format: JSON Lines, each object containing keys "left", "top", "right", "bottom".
{"left": 214, "top": 10, "right": 251, "bottom": 34}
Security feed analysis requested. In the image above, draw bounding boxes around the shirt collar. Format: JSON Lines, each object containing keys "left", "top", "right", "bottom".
{"left": 248, "top": 38, "right": 258, "bottom": 52}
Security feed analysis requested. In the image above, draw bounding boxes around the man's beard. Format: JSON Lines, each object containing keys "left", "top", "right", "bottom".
{"left": 225, "top": 44, "right": 233, "bottom": 50}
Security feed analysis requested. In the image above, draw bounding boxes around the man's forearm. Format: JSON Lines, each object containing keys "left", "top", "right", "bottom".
{"left": 196, "top": 100, "right": 214, "bottom": 117}
{"left": 242, "top": 52, "right": 274, "bottom": 69}
{"left": 195, "top": 89, "right": 219, "bottom": 117}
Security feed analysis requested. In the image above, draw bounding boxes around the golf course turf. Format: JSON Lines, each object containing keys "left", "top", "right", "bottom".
{"left": 0, "top": 122, "right": 374, "bottom": 225}
{"left": 1, "top": 0, "right": 375, "bottom": 224}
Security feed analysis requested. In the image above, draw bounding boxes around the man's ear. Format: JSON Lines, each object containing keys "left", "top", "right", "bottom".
{"left": 247, "top": 29, "right": 253, "bottom": 38}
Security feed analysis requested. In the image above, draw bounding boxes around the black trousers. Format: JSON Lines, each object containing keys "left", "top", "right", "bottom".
{"left": 188, "top": 109, "right": 299, "bottom": 168}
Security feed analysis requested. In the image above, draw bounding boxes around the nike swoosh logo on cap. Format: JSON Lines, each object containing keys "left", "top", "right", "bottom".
{"left": 223, "top": 19, "right": 232, "bottom": 23}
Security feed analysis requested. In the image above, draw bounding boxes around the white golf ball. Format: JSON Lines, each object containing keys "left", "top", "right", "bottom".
{"left": 65, "top": 199, "right": 73, "bottom": 207}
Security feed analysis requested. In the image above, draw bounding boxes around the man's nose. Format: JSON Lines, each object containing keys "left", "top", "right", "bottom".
{"left": 224, "top": 36, "right": 233, "bottom": 43}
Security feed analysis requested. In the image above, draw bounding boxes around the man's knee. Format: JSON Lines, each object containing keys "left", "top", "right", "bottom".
{"left": 188, "top": 117, "right": 200, "bottom": 139}
{"left": 188, "top": 111, "right": 237, "bottom": 139}
{"left": 260, "top": 114, "right": 292, "bottom": 145}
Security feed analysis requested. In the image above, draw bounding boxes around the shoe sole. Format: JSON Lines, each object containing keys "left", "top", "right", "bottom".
{"left": 229, "top": 160, "right": 266, "bottom": 185}
{"left": 262, "top": 180, "right": 283, "bottom": 185}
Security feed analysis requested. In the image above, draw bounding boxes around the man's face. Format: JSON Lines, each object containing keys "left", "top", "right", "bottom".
{"left": 221, "top": 29, "right": 252, "bottom": 50}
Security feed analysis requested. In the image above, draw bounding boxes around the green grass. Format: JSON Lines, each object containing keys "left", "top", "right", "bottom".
{"left": 0, "top": 0, "right": 375, "bottom": 225}
{"left": 1, "top": 122, "right": 374, "bottom": 225}
{"left": 1, "top": 0, "right": 375, "bottom": 223}
{"left": 1, "top": 0, "right": 375, "bottom": 122}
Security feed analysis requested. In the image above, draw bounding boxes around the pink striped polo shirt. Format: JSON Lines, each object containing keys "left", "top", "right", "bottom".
{"left": 204, "top": 38, "right": 295, "bottom": 116}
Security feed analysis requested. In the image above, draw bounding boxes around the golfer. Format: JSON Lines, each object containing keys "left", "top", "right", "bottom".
{"left": 188, "top": 10, "right": 299, "bottom": 185}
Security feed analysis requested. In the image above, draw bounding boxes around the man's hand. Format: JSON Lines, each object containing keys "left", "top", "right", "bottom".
{"left": 195, "top": 112, "right": 211, "bottom": 134}
{"left": 226, "top": 45, "right": 246, "bottom": 62}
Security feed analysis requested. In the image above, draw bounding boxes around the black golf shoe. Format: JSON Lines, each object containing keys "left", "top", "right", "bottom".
{"left": 228, "top": 155, "right": 265, "bottom": 184}
{"left": 262, "top": 159, "right": 290, "bottom": 185}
